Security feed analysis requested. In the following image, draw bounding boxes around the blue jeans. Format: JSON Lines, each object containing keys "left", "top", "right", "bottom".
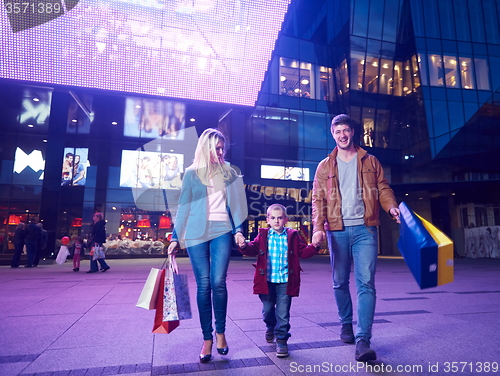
{"left": 326, "top": 225, "right": 378, "bottom": 343}
{"left": 259, "top": 282, "right": 292, "bottom": 341}
{"left": 186, "top": 230, "right": 232, "bottom": 340}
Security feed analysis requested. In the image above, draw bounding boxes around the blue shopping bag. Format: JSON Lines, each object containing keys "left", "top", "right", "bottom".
{"left": 397, "top": 202, "right": 454, "bottom": 289}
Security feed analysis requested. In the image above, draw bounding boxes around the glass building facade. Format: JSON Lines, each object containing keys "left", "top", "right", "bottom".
{"left": 1, "top": 0, "right": 500, "bottom": 260}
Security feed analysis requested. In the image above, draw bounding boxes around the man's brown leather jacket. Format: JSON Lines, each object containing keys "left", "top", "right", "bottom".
{"left": 312, "top": 145, "right": 398, "bottom": 233}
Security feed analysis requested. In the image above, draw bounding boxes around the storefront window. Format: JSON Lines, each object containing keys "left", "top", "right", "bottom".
{"left": 319, "top": 66, "right": 332, "bottom": 101}
{"left": 298, "top": 62, "right": 312, "bottom": 98}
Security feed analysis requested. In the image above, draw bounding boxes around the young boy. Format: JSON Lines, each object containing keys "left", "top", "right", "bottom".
{"left": 236, "top": 204, "right": 320, "bottom": 357}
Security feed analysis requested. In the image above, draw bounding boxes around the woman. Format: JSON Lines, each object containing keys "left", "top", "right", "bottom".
{"left": 10, "top": 222, "right": 26, "bottom": 268}
{"left": 87, "top": 213, "right": 111, "bottom": 273}
{"left": 168, "top": 128, "right": 247, "bottom": 363}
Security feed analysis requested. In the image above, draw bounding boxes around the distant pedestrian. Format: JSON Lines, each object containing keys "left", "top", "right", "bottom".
{"left": 10, "top": 222, "right": 26, "bottom": 268}
{"left": 70, "top": 236, "right": 86, "bottom": 272}
{"left": 87, "top": 213, "right": 110, "bottom": 273}
{"left": 33, "top": 223, "right": 47, "bottom": 267}
{"left": 24, "top": 218, "right": 42, "bottom": 268}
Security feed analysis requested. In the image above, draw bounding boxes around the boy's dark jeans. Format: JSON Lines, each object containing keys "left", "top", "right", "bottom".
{"left": 259, "top": 282, "right": 292, "bottom": 341}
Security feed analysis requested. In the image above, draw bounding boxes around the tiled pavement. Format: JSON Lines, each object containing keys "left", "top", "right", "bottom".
{"left": 1, "top": 255, "right": 499, "bottom": 376}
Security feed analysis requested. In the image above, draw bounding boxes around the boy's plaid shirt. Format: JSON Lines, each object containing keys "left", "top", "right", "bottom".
{"left": 267, "top": 227, "right": 289, "bottom": 283}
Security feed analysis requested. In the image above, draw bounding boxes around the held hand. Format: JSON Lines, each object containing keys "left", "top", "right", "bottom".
{"left": 390, "top": 207, "right": 401, "bottom": 223}
{"left": 167, "top": 241, "right": 179, "bottom": 255}
{"left": 312, "top": 231, "right": 325, "bottom": 248}
{"left": 234, "top": 233, "right": 246, "bottom": 248}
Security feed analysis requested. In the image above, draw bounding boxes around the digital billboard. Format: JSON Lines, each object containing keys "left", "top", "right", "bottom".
{"left": 0, "top": 0, "right": 291, "bottom": 106}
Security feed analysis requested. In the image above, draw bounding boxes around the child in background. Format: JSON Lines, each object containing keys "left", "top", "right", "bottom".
{"left": 236, "top": 203, "right": 320, "bottom": 358}
{"left": 70, "top": 236, "right": 86, "bottom": 272}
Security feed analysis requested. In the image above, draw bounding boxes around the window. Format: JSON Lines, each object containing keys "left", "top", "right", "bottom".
{"left": 443, "top": 55, "right": 459, "bottom": 88}
{"left": 475, "top": 207, "right": 487, "bottom": 227}
{"left": 459, "top": 57, "right": 474, "bottom": 89}
{"left": 350, "top": 51, "right": 365, "bottom": 91}
{"left": 474, "top": 58, "right": 490, "bottom": 90}
{"left": 364, "top": 55, "right": 379, "bottom": 93}
{"left": 280, "top": 58, "right": 300, "bottom": 96}
{"left": 428, "top": 54, "right": 443, "bottom": 86}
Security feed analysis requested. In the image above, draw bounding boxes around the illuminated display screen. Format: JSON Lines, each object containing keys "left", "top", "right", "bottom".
{"left": 62, "top": 147, "right": 89, "bottom": 186}
{"left": 120, "top": 150, "right": 184, "bottom": 190}
{"left": 124, "top": 96, "right": 185, "bottom": 139}
{"left": 0, "top": 0, "right": 291, "bottom": 106}
{"left": 13, "top": 147, "right": 45, "bottom": 185}
{"left": 261, "top": 165, "right": 310, "bottom": 181}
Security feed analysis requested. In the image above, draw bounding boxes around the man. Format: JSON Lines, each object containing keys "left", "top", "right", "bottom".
{"left": 311, "top": 114, "right": 400, "bottom": 361}
{"left": 24, "top": 218, "right": 42, "bottom": 268}
{"left": 33, "top": 222, "right": 47, "bottom": 267}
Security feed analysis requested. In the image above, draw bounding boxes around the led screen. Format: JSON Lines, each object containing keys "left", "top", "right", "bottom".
{"left": 1, "top": 0, "right": 291, "bottom": 106}
{"left": 124, "top": 97, "right": 185, "bottom": 139}
{"left": 120, "top": 150, "right": 184, "bottom": 190}
{"left": 12, "top": 147, "right": 45, "bottom": 185}
{"left": 62, "top": 147, "right": 89, "bottom": 186}
{"left": 261, "top": 165, "right": 309, "bottom": 181}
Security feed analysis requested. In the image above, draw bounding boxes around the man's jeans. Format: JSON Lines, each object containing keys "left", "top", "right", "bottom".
{"left": 326, "top": 225, "right": 378, "bottom": 342}
{"left": 25, "top": 240, "right": 38, "bottom": 267}
{"left": 187, "top": 231, "right": 232, "bottom": 340}
{"left": 259, "top": 282, "right": 292, "bottom": 341}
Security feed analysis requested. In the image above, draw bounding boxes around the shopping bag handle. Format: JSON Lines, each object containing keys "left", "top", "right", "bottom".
{"left": 162, "top": 253, "right": 178, "bottom": 274}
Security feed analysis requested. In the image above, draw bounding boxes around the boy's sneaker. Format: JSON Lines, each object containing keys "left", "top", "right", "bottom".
{"left": 276, "top": 340, "right": 289, "bottom": 358}
{"left": 265, "top": 330, "right": 275, "bottom": 343}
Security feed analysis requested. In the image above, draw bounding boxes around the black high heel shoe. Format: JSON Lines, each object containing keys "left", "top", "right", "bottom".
{"left": 199, "top": 339, "right": 213, "bottom": 363}
{"left": 216, "top": 333, "right": 229, "bottom": 355}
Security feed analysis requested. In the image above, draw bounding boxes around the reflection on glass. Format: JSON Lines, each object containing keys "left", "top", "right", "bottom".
{"left": 379, "top": 59, "right": 393, "bottom": 95}
{"left": 428, "top": 54, "right": 443, "bottom": 86}
{"left": 459, "top": 57, "right": 474, "bottom": 89}
{"left": 362, "top": 108, "right": 375, "bottom": 148}
{"left": 474, "top": 58, "right": 490, "bottom": 90}
{"left": 443, "top": 55, "right": 458, "bottom": 88}
{"left": 261, "top": 165, "right": 309, "bottom": 181}
{"left": 393, "top": 61, "right": 403, "bottom": 96}
{"left": 280, "top": 57, "right": 300, "bottom": 96}
{"left": 350, "top": 52, "right": 365, "bottom": 91}
{"left": 417, "top": 54, "right": 427, "bottom": 86}
{"left": 364, "top": 56, "right": 379, "bottom": 93}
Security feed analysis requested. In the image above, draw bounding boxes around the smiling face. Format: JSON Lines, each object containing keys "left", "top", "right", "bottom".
{"left": 332, "top": 123, "right": 355, "bottom": 151}
{"left": 266, "top": 206, "right": 288, "bottom": 234}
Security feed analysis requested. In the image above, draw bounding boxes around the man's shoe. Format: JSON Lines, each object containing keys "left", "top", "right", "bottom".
{"left": 276, "top": 340, "right": 289, "bottom": 358}
{"left": 87, "top": 270, "right": 97, "bottom": 273}
{"left": 340, "top": 323, "right": 355, "bottom": 343}
{"left": 265, "top": 330, "right": 275, "bottom": 343}
{"left": 355, "top": 339, "right": 376, "bottom": 361}
{"left": 101, "top": 266, "right": 110, "bottom": 272}
{"left": 24, "top": 265, "right": 33, "bottom": 268}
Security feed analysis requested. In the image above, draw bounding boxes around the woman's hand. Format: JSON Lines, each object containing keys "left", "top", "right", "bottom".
{"left": 167, "top": 241, "right": 179, "bottom": 255}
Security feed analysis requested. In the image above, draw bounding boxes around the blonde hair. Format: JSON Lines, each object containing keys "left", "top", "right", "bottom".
{"left": 191, "top": 128, "right": 235, "bottom": 185}
{"left": 267, "top": 203, "right": 287, "bottom": 217}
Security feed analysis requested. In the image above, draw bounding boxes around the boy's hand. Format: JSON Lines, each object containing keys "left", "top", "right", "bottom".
{"left": 234, "top": 233, "right": 246, "bottom": 248}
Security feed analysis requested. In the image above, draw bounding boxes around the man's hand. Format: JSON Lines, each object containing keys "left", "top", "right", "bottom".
{"left": 390, "top": 207, "right": 401, "bottom": 223}
{"left": 312, "top": 231, "right": 325, "bottom": 248}
{"left": 234, "top": 233, "right": 246, "bottom": 248}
